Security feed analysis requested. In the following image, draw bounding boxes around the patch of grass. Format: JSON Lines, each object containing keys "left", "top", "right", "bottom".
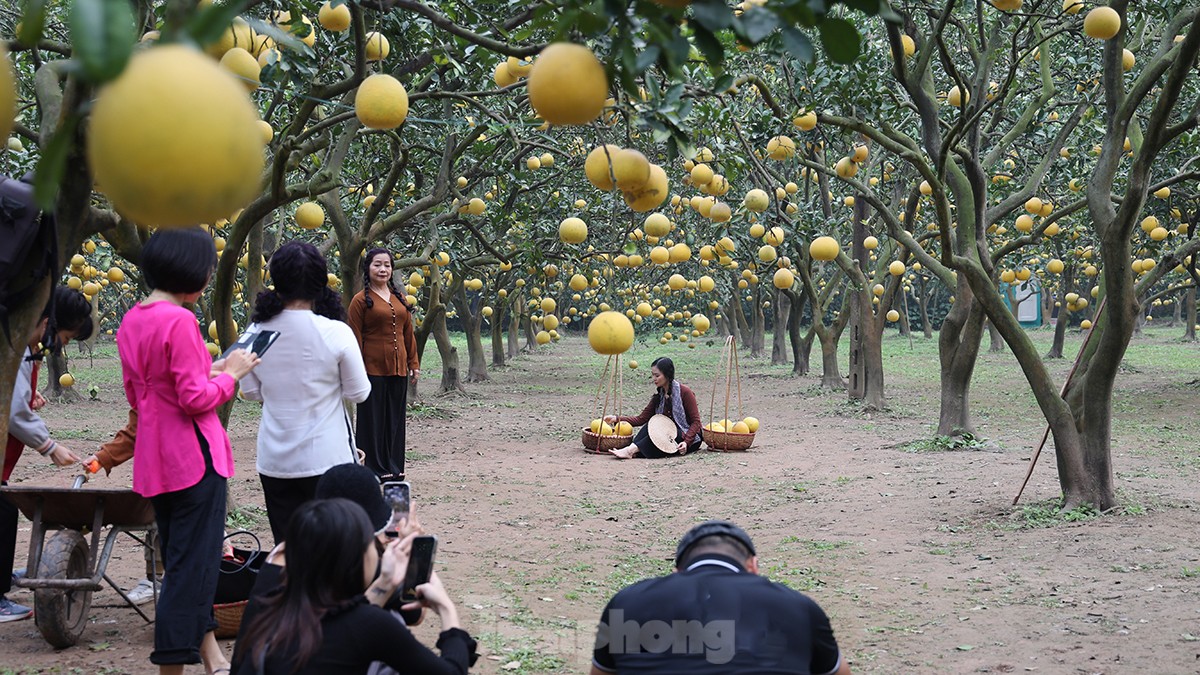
{"left": 899, "top": 432, "right": 988, "bottom": 452}
{"left": 1180, "top": 567, "right": 1200, "bottom": 579}
{"left": 226, "top": 504, "right": 267, "bottom": 530}
{"left": 1001, "top": 499, "right": 1099, "bottom": 529}
{"left": 475, "top": 633, "right": 570, "bottom": 674}
{"left": 407, "top": 403, "right": 457, "bottom": 420}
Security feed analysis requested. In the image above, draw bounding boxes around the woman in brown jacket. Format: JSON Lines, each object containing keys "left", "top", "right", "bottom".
{"left": 603, "top": 357, "right": 702, "bottom": 459}
{"left": 347, "top": 249, "right": 420, "bottom": 478}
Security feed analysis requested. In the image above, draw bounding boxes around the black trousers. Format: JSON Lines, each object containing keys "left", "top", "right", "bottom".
{"left": 149, "top": 439, "right": 227, "bottom": 665}
{"left": 259, "top": 474, "right": 322, "bottom": 545}
{"left": 0, "top": 484, "right": 16, "bottom": 596}
{"left": 632, "top": 426, "right": 701, "bottom": 458}
{"left": 357, "top": 375, "right": 409, "bottom": 478}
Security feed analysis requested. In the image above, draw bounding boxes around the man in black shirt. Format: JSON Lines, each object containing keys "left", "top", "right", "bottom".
{"left": 590, "top": 520, "right": 850, "bottom": 675}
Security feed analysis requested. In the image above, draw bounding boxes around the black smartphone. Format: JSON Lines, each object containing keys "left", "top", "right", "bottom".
{"left": 400, "top": 535, "right": 437, "bottom": 602}
{"left": 220, "top": 328, "right": 280, "bottom": 359}
{"left": 381, "top": 481, "right": 411, "bottom": 534}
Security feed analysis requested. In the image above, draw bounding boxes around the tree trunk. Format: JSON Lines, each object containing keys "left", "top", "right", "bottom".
{"left": 522, "top": 313, "right": 536, "bottom": 352}
{"left": 936, "top": 283, "right": 984, "bottom": 436}
{"left": 772, "top": 290, "right": 790, "bottom": 365}
{"left": 895, "top": 292, "right": 911, "bottom": 338}
{"left": 1167, "top": 295, "right": 1181, "bottom": 328}
{"left": 507, "top": 303, "right": 520, "bottom": 358}
{"left": 47, "top": 351, "right": 81, "bottom": 402}
{"left": 784, "top": 290, "right": 810, "bottom": 376}
{"left": 918, "top": 278, "right": 933, "bottom": 339}
{"left": 816, "top": 328, "right": 844, "bottom": 390}
{"left": 491, "top": 304, "right": 506, "bottom": 366}
{"left": 858, "top": 310, "right": 886, "bottom": 409}
{"left": 432, "top": 308, "right": 465, "bottom": 394}
{"left": 750, "top": 286, "right": 765, "bottom": 358}
{"left": 0, "top": 281, "right": 52, "bottom": 473}
{"left": 245, "top": 220, "right": 265, "bottom": 317}
{"left": 451, "top": 287, "right": 487, "bottom": 382}
{"left": 1046, "top": 266, "right": 1073, "bottom": 359}
{"left": 987, "top": 319, "right": 1005, "bottom": 353}
{"left": 730, "top": 295, "right": 752, "bottom": 349}
{"left": 1185, "top": 287, "right": 1197, "bottom": 341}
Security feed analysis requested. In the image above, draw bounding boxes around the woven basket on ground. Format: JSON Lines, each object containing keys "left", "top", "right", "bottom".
{"left": 213, "top": 600, "right": 247, "bottom": 639}
{"left": 701, "top": 427, "right": 755, "bottom": 452}
{"left": 582, "top": 429, "right": 634, "bottom": 454}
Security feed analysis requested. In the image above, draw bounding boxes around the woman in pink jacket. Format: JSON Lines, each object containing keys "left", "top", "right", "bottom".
{"left": 118, "top": 228, "right": 259, "bottom": 675}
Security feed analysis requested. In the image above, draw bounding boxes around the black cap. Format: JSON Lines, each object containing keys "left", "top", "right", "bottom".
{"left": 674, "top": 520, "right": 756, "bottom": 566}
{"left": 316, "top": 463, "right": 390, "bottom": 532}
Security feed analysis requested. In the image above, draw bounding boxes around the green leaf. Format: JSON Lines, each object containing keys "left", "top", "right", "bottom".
{"left": 69, "top": 0, "right": 137, "bottom": 84}
{"left": 17, "top": 0, "right": 48, "bottom": 47}
{"left": 781, "top": 25, "right": 815, "bottom": 63}
{"left": 246, "top": 17, "right": 305, "bottom": 52}
{"left": 187, "top": 0, "right": 249, "bottom": 47}
{"left": 634, "top": 44, "right": 661, "bottom": 74}
{"left": 737, "top": 7, "right": 778, "bottom": 45}
{"left": 819, "top": 17, "right": 861, "bottom": 64}
{"left": 34, "top": 115, "right": 80, "bottom": 211}
{"left": 691, "top": 0, "right": 734, "bottom": 32}
{"left": 692, "top": 25, "right": 725, "bottom": 69}
{"left": 712, "top": 73, "right": 734, "bottom": 93}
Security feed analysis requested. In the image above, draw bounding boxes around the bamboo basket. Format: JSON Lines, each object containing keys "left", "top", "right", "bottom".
{"left": 213, "top": 601, "right": 247, "bottom": 639}
{"left": 582, "top": 353, "right": 631, "bottom": 455}
{"left": 706, "top": 336, "right": 755, "bottom": 452}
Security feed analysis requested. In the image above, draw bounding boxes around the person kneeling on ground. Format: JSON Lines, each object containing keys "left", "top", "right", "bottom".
{"left": 590, "top": 520, "right": 851, "bottom": 674}
{"left": 233, "top": 498, "right": 476, "bottom": 674}
{"left": 604, "top": 357, "right": 702, "bottom": 459}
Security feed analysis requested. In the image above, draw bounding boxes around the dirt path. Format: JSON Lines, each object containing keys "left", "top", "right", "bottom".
{"left": 2, "top": 333, "right": 1198, "bottom": 674}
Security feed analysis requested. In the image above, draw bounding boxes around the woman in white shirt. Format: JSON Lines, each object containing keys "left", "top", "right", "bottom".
{"left": 241, "top": 241, "right": 371, "bottom": 542}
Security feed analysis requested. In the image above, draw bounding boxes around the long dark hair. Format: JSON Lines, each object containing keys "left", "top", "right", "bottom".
{"left": 239, "top": 499, "right": 376, "bottom": 671}
{"left": 651, "top": 356, "right": 675, "bottom": 385}
{"left": 32, "top": 286, "right": 94, "bottom": 359}
{"left": 252, "top": 241, "right": 345, "bottom": 323}
{"left": 361, "top": 248, "right": 411, "bottom": 310}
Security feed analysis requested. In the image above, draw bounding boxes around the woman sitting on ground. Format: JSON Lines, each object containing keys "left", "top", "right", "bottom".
{"left": 604, "top": 357, "right": 702, "bottom": 459}
{"left": 233, "top": 498, "right": 476, "bottom": 675}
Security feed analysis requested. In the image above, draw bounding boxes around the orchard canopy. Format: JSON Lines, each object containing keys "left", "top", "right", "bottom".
{"left": 0, "top": 0, "right": 1197, "bottom": 510}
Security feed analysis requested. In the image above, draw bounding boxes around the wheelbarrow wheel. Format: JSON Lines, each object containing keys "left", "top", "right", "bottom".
{"left": 34, "top": 530, "right": 92, "bottom": 648}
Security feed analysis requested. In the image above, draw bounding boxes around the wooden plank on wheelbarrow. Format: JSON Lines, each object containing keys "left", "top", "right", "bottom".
{"left": 0, "top": 486, "right": 155, "bottom": 529}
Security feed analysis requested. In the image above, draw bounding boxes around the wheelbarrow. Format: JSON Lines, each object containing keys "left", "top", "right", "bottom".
{"left": 1, "top": 470, "right": 158, "bottom": 648}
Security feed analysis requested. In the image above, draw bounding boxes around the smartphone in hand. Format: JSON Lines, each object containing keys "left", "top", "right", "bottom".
{"left": 400, "top": 535, "right": 437, "bottom": 603}
{"left": 220, "top": 328, "right": 280, "bottom": 359}
{"left": 382, "top": 481, "right": 411, "bottom": 535}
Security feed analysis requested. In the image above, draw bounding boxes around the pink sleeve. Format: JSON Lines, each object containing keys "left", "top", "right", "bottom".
{"left": 166, "top": 316, "right": 236, "bottom": 415}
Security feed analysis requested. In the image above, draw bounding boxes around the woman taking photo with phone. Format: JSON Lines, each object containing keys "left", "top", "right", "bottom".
{"left": 233, "top": 498, "right": 476, "bottom": 674}
{"left": 347, "top": 248, "right": 419, "bottom": 479}
{"left": 603, "top": 357, "right": 702, "bottom": 459}
{"left": 118, "top": 228, "right": 259, "bottom": 674}
{"left": 240, "top": 241, "right": 371, "bottom": 543}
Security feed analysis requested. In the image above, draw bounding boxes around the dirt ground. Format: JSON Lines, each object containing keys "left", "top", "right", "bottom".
{"left": 2, "top": 330, "right": 1198, "bottom": 674}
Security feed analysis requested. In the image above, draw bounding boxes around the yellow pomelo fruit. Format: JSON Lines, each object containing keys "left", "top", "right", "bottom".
{"left": 364, "top": 31, "right": 390, "bottom": 60}
{"left": 668, "top": 273, "right": 687, "bottom": 290}
{"left": 588, "top": 311, "right": 634, "bottom": 355}
{"left": 535, "top": 330, "right": 552, "bottom": 345}
{"left": 59, "top": 373, "right": 75, "bottom": 387}
{"left": 1080, "top": 319, "right": 1093, "bottom": 329}
{"left": 570, "top": 274, "right": 589, "bottom": 291}
{"left": 900, "top": 34, "right": 916, "bottom": 57}
{"left": 585, "top": 144, "right": 621, "bottom": 191}
{"left": 758, "top": 245, "right": 777, "bottom": 263}
{"left": 1122, "top": 48, "right": 1135, "bottom": 71}
{"left": 107, "top": 267, "right": 125, "bottom": 282}
{"left": 886, "top": 309, "right": 900, "bottom": 322}
{"left": 649, "top": 246, "right": 670, "bottom": 264}
{"left": 709, "top": 201, "right": 731, "bottom": 222}
{"left": 690, "top": 163, "right": 714, "bottom": 186}
{"left": 668, "top": 243, "right": 691, "bottom": 263}
{"left": 1047, "top": 259, "right": 1064, "bottom": 274}
{"left": 559, "top": 217, "right": 587, "bottom": 244}
{"left": 743, "top": 188, "right": 769, "bottom": 213}
{"left": 256, "top": 120, "right": 274, "bottom": 144}
{"left": 730, "top": 421, "right": 750, "bottom": 434}
{"left": 616, "top": 421, "right": 633, "bottom": 436}
{"left": 765, "top": 226, "right": 785, "bottom": 246}
{"left": 220, "top": 47, "right": 261, "bottom": 91}
{"left": 947, "top": 85, "right": 968, "bottom": 107}
{"left": 88, "top": 45, "right": 265, "bottom": 227}
{"left": 644, "top": 212, "right": 671, "bottom": 238}
{"left": 295, "top": 201, "right": 325, "bottom": 229}
{"left": 318, "top": 2, "right": 351, "bottom": 31}
{"left": 355, "top": 74, "right": 409, "bottom": 129}
{"left": 506, "top": 56, "right": 533, "bottom": 77}
{"left": 611, "top": 148, "right": 651, "bottom": 190}
{"left": 793, "top": 109, "right": 817, "bottom": 131}
{"left": 809, "top": 236, "right": 840, "bottom": 261}
{"left": 692, "top": 314, "right": 710, "bottom": 332}
{"left": 773, "top": 268, "right": 795, "bottom": 289}
{"left": 206, "top": 18, "right": 254, "bottom": 59}
{"left": 864, "top": 236, "right": 879, "bottom": 250}
{"left": 527, "top": 43, "right": 608, "bottom": 126}
{"left": 0, "top": 47, "right": 15, "bottom": 144}
{"left": 889, "top": 260, "right": 905, "bottom": 276}
{"left": 835, "top": 157, "right": 858, "bottom": 178}
{"left": 1083, "top": 6, "right": 1121, "bottom": 40}
{"left": 766, "top": 135, "right": 796, "bottom": 160}
{"left": 742, "top": 417, "right": 760, "bottom": 432}
{"left": 1063, "top": 0, "right": 1083, "bottom": 14}
{"left": 623, "top": 164, "right": 669, "bottom": 212}
{"left": 494, "top": 61, "right": 518, "bottom": 88}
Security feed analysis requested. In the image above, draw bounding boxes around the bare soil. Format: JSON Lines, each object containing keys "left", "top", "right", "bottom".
{"left": 2, "top": 332, "right": 1198, "bottom": 674}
